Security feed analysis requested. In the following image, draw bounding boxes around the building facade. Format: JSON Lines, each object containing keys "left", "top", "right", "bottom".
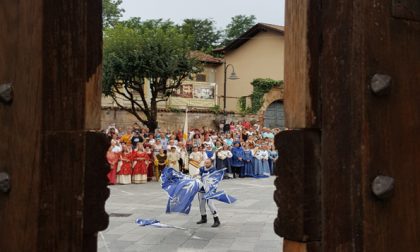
{"left": 214, "top": 23, "right": 285, "bottom": 114}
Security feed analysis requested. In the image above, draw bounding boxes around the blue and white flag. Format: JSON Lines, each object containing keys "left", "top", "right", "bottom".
{"left": 202, "top": 169, "right": 237, "bottom": 204}
{"left": 135, "top": 218, "right": 186, "bottom": 230}
{"left": 161, "top": 167, "right": 236, "bottom": 214}
{"left": 161, "top": 167, "right": 201, "bottom": 214}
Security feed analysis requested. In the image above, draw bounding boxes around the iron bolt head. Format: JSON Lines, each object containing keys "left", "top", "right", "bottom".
{"left": 370, "top": 74, "right": 391, "bottom": 96}
{"left": 0, "top": 172, "right": 11, "bottom": 193}
{"left": 0, "top": 83, "right": 13, "bottom": 104}
{"left": 372, "top": 175, "right": 394, "bottom": 199}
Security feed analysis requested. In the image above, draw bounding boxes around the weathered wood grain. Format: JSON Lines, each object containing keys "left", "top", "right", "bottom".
{"left": 83, "top": 132, "right": 110, "bottom": 252}
{"left": 274, "top": 129, "right": 321, "bottom": 242}
{"left": 283, "top": 0, "right": 321, "bottom": 129}
{"left": 0, "top": 1, "right": 105, "bottom": 251}
{"left": 320, "top": 1, "right": 366, "bottom": 251}
{"left": 0, "top": 1, "right": 43, "bottom": 251}
{"left": 362, "top": 0, "right": 420, "bottom": 251}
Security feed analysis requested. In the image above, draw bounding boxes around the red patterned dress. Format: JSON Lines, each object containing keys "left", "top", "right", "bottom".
{"left": 106, "top": 150, "right": 119, "bottom": 185}
{"left": 132, "top": 151, "right": 149, "bottom": 184}
{"left": 117, "top": 151, "right": 133, "bottom": 184}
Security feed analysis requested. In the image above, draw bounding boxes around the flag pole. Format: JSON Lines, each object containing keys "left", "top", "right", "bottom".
{"left": 183, "top": 104, "right": 188, "bottom": 144}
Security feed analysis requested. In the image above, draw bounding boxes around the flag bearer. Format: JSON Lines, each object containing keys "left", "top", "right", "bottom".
{"left": 196, "top": 159, "right": 221, "bottom": 227}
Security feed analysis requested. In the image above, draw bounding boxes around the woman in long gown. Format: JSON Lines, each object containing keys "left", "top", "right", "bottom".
{"left": 230, "top": 141, "right": 244, "bottom": 178}
{"left": 178, "top": 143, "right": 189, "bottom": 174}
{"left": 260, "top": 145, "right": 271, "bottom": 176}
{"left": 242, "top": 144, "right": 254, "bottom": 177}
{"left": 106, "top": 144, "right": 120, "bottom": 185}
{"left": 188, "top": 146, "right": 203, "bottom": 176}
{"left": 155, "top": 148, "right": 167, "bottom": 181}
{"left": 132, "top": 144, "right": 149, "bottom": 184}
{"left": 268, "top": 145, "right": 278, "bottom": 175}
{"left": 253, "top": 146, "right": 270, "bottom": 178}
{"left": 117, "top": 144, "right": 133, "bottom": 184}
{"left": 167, "top": 146, "right": 180, "bottom": 171}
{"left": 216, "top": 145, "right": 232, "bottom": 179}
{"left": 145, "top": 146, "right": 154, "bottom": 181}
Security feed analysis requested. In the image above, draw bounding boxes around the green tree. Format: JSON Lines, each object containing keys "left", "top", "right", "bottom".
{"left": 180, "top": 19, "right": 222, "bottom": 53}
{"left": 103, "top": 20, "right": 201, "bottom": 131}
{"left": 103, "top": 0, "right": 125, "bottom": 28}
{"left": 223, "top": 15, "right": 257, "bottom": 45}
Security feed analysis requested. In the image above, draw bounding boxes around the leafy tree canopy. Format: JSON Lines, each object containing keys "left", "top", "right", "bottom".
{"left": 103, "top": 19, "right": 202, "bottom": 131}
{"left": 223, "top": 15, "right": 257, "bottom": 45}
{"left": 179, "top": 19, "right": 222, "bottom": 53}
{"left": 103, "top": 0, "right": 125, "bottom": 29}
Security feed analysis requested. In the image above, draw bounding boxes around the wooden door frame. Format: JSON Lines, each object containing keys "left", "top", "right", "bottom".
{"left": 275, "top": 1, "right": 420, "bottom": 251}
{"left": 0, "top": 1, "right": 107, "bottom": 251}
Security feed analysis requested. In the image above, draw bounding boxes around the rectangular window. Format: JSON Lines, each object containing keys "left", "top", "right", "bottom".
{"left": 195, "top": 74, "right": 207, "bottom": 82}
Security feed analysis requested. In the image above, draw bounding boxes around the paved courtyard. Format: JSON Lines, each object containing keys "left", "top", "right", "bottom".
{"left": 98, "top": 176, "right": 283, "bottom": 252}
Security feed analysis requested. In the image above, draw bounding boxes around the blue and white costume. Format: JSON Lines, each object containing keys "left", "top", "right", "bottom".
{"left": 253, "top": 149, "right": 270, "bottom": 177}
{"left": 198, "top": 166, "right": 218, "bottom": 217}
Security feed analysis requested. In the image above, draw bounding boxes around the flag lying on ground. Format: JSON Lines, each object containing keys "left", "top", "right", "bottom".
{"left": 135, "top": 218, "right": 186, "bottom": 230}
{"left": 161, "top": 167, "right": 236, "bottom": 214}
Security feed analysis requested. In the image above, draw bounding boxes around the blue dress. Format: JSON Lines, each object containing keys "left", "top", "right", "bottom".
{"left": 230, "top": 147, "right": 244, "bottom": 168}
{"left": 268, "top": 150, "right": 278, "bottom": 175}
{"left": 253, "top": 150, "right": 270, "bottom": 178}
{"left": 242, "top": 149, "right": 254, "bottom": 177}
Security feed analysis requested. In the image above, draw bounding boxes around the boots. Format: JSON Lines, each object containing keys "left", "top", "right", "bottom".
{"left": 196, "top": 215, "right": 207, "bottom": 224}
{"left": 211, "top": 216, "right": 220, "bottom": 227}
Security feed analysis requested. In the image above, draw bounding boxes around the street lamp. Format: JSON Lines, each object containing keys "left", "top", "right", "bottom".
{"left": 223, "top": 63, "right": 239, "bottom": 116}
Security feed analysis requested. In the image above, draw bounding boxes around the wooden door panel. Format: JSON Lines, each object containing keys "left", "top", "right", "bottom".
{"left": 364, "top": 1, "right": 420, "bottom": 251}
{"left": 0, "top": 1, "right": 106, "bottom": 251}
{"left": 0, "top": 1, "right": 43, "bottom": 251}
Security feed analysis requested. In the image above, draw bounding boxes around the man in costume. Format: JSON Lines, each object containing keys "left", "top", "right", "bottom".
{"left": 195, "top": 159, "right": 220, "bottom": 227}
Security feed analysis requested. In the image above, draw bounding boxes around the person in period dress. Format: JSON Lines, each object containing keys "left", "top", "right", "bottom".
{"left": 132, "top": 144, "right": 149, "bottom": 184}
{"left": 167, "top": 146, "right": 180, "bottom": 171}
{"left": 106, "top": 144, "right": 120, "bottom": 185}
{"left": 154, "top": 148, "right": 167, "bottom": 181}
{"left": 192, "top": 133, "right": 202, "bottom": 149}
{"left": 188, "top": 146, "right": 203, "bottom": 176}
{"left": 216, "top": 145, "right": 233, "bottom": 179}
{"left": 242, "top": 144, "right": 255, "bottom": 177}
{"left": 117, "top": 144, "right": 133, "bottom": 184}
{"left": 203, "top": 144, "right": 216, "bottom": 166}
{"left": 260, "top": 145, "right": 271, "bottom": 176}
{"left": 268, "top": 144, "right": 278, "bottom": 175}
{"left": 145, "top": 146, "right": 154, "bottom": 181}
{"left": 202, "top": 136, "right": 215, "bottom": 148}
{"left": 230, "top": 141, "right": 244, "bottom": 178}
{"left": 152, "top": 139, "right": 163, "bottom": 157}
{"left": 178, "top": 143, "right": 189, "bottom": 174}
{"left": 252, "top": 146, "right": 262, "bottom": 177}
{"left": 195, "top": 159, "right": 221, "bottom": 228}
{"left": 223, "top": 133, "right": 234, "bottom": 147}
{"left": 253, "top": 146, "right": 270, "bottom": 177}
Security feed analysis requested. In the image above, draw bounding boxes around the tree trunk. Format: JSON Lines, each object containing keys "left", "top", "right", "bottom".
{"left": 147, "top": 120, "right": 158, "bottom": 133}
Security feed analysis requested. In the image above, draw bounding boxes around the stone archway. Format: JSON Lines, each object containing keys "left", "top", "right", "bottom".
{"left": 257, "top": 86, "right": 284, "bottom": 127}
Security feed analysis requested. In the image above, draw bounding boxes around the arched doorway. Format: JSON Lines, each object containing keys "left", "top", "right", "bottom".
{"left": 264, "top": 100, "right": 285, "bottom": 128}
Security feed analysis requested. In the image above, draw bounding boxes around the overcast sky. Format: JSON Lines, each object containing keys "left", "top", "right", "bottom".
{"left": 120, "top": 0, "right": 285, "bottom": 29}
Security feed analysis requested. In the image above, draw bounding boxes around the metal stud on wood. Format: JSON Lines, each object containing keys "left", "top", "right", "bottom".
{"left": 372, "top": 175, "right": 394, "bottom": 199}
{"left": 0, "top": 172, "right": 10, "bottom": 193}
{"left": 370, "top": 74, "right": 392, "bottom": 96}
{"left": 0, "top": 83, "right": 13, "bottom": 104}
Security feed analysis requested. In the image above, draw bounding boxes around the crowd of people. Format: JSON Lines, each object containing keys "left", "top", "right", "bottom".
{"left": 105, "top": 120, "right": 280, "bottom": 185}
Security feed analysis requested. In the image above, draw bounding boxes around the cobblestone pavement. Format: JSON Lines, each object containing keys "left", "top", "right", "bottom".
{"left": 98, "top": 176, "right": 283, "bottom": 252}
